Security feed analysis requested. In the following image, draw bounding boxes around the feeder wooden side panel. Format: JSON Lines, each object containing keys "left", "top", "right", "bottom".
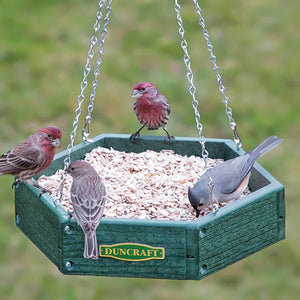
{"left": 59, "top": 220, "right": 189, "bottom": 279}
{"left": 14, "top": 184, "right": 64, "bottom": 269}
{"left": 196, "top": 185, "right": 285, "bottom": 280}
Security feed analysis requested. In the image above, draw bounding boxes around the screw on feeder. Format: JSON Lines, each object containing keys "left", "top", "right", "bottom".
{"left": 64, "top": 225, "right": 73, "bottom": 235}
{"left": 199, "top": 228, "right": 207, "bottom": 238}
{"left": 65, "top": 261, "right": 74, "bottom": 271}
{"left": 16, "top": 214, "right": 20, "bottom": 225}
{"left": 200, "top": 264, "right": 208, "bottom": 274}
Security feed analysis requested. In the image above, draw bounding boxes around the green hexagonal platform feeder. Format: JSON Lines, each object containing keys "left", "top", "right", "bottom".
{"left": 14, "top": 134, "right": 285, "bottom": 280}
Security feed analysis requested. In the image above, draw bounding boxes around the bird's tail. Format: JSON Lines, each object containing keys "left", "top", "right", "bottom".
{"left": 84, "top": 233, "right": 98, "bottom": 260}
{"left": 250, "top": 136, "right": 283, "bottom": 162}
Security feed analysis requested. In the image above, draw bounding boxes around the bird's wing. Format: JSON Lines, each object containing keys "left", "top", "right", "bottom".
{"left": 0, "top": 149, "right": 40, "bottom": 174}
{"left": 157, "top": 94, "right": 170, "bottom": 114}
{"left": 208, "top": 154, "right": 252, "bottom": 195}
{"left": 71, "top": 177, "right": 106, "bottom": 236}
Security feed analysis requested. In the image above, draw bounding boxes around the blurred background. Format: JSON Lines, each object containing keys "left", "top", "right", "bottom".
{"left": 0, "top": 0, "right": 299, "bottom": 299}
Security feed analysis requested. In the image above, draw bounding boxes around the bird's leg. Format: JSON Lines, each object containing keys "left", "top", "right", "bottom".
{"left": 24, "top": 179, "right": 52, "bottom": 198}
{"left": 68, "top": 210, "right": 73, "bottom": 221}
{"left": 12, "top": 178, "right": 19, "bottom": 189}
{"left": 129, "top": 125, "right": 145, "bottom": 142}
{"left": 36, "top": 185, "right": 52, "bottom": 198}
{"left": 162, "top": 126, "right": 175, "bottom": 142}
{"left": 12, "top": 178, "right": 51, "bottom": 197}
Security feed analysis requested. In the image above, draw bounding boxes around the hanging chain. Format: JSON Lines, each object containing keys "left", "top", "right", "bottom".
{"left": 82, "top": 0, "right": 113, "bottom": 142}
{"left": 192, "top": 0, "right": 242, "bottom": 148}
{"left": 55, "top": 0, "right": 112, "bottom": 205}
{"left": 208, "top": 175, "right": 219, "bottom": 212}
{"left": 174, "top": 0, "right": 209, "bottom": 166}
{"left": 64, "top": 0, "right": 106, "bottom": 170}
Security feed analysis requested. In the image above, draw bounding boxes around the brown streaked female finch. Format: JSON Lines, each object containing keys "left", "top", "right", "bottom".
{"left": 0, "top": 126, "right": 61, "bottom": 195}
{"left": 130, "top": 82, "right": 174, "bottom": 142}
{"left": 66, "top": 160, "right": 106, "bottom": 260}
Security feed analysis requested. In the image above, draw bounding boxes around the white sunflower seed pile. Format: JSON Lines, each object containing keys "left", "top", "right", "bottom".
{"left": 38, "top": 146, "right": 242, "bottom": 221}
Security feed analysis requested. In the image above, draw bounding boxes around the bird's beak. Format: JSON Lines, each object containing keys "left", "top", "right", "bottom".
{"left": 131, "top": 89, "right": 142, "bottom": 98}
{"left": 51, "top": 138, "right": 61, "bottom": 148}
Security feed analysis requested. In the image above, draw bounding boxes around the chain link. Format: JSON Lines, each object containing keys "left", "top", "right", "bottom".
{"left": 208, "top": 175, "right": 219, "bottom": 212}
{"left": 174, "top": 0, "right": 209, "bottom": 166}
{"left": 192, "top": 0, "right": 242, "bottom": 148}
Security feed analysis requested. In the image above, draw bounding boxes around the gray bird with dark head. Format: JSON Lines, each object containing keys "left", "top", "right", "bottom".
{"left": 188, "top": 136, "right": 283, "bottom": 217}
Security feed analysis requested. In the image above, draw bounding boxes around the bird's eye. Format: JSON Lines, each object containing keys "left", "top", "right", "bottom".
{"left": 71, "top": 167, "right": 75, "bottom": 171}
{"left": 141, "top": 87, "right": 146, "bottom": 91}
{"left": 47, "top": 134, "right": 52, "bottom": 138}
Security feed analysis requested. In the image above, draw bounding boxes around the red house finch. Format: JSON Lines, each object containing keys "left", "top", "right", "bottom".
{"left": 130, "top": 82, "right": 174, "bottom": 142}
{"left": 66, "top": 160, "right": 106, "bottom": 260}
{"left": 188, "top": 136, "right": 282, "bottom": 217}
{"left": 0, "top": 126, "right": 61, "bottom": 195}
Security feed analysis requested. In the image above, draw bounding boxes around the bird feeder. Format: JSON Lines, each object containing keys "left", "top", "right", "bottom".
{"left": 15, "top": 134, "right": 285, "bottom": 279}
{"left": 14, "top": 0, "right": 285, "bottom": 280}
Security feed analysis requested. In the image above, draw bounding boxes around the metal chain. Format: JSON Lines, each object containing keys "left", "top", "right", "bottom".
{"left": 192, "top": 0, "right": 242, "bottom": 148}
{"left": 208, "top": 175, "right": 219, "bottom": 212}
{"left": 64, "top": 0, "right": 106, "bottom": 170}
{"left": 55, "top": 0, "right": 112, "bottom": 205}
{"left": 174, "top": 0, "right": 209, "bottom": 166}
{"left": 82, "top": 0, "right": 113, "bottom": 142}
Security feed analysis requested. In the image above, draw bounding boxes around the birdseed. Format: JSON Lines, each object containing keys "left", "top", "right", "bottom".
{"left": 37, "top": 147, "right": 248, "bottom": 221}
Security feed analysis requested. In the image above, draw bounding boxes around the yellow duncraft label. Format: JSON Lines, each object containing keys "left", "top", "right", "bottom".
{"left": 99, "top": 243, "right": 165, "bottom": 261}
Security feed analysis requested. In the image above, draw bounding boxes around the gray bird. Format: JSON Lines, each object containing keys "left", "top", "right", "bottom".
{"left": 66, "top": 160, "right": 106, "bottom": 259}
{"left": 188, "top": 136, "right": 282, "bottom": 217}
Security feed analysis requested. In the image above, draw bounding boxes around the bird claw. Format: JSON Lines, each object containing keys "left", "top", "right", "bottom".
{"left": 38, "top": 188, "right": 52, "bottom": 198}
{"left": 164, "top": 135, "right": 175, "bottom": 143}
{"left": 53, "top": 198, "right": 61, "bottom": 207}
{"left": 68, "top": 211, "right": 73, "bottom": 221}
{"left": 12, "top": 179, "right": 19, "bottom": 189}
{"left": 130, "top": 126, "right": 145, "bottom": 143}
{"left": 129, "top": 132, "right": 140, "bottom": 143}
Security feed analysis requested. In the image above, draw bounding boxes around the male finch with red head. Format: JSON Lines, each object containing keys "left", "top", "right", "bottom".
{"left": 130, "top": 82, "right": 174, "bottom": 142}
{"left": 66, "top": 160, "right": 106, "bottom": 260}
{"left": 0, "top": 126, "right": 61, "bottom": 195}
